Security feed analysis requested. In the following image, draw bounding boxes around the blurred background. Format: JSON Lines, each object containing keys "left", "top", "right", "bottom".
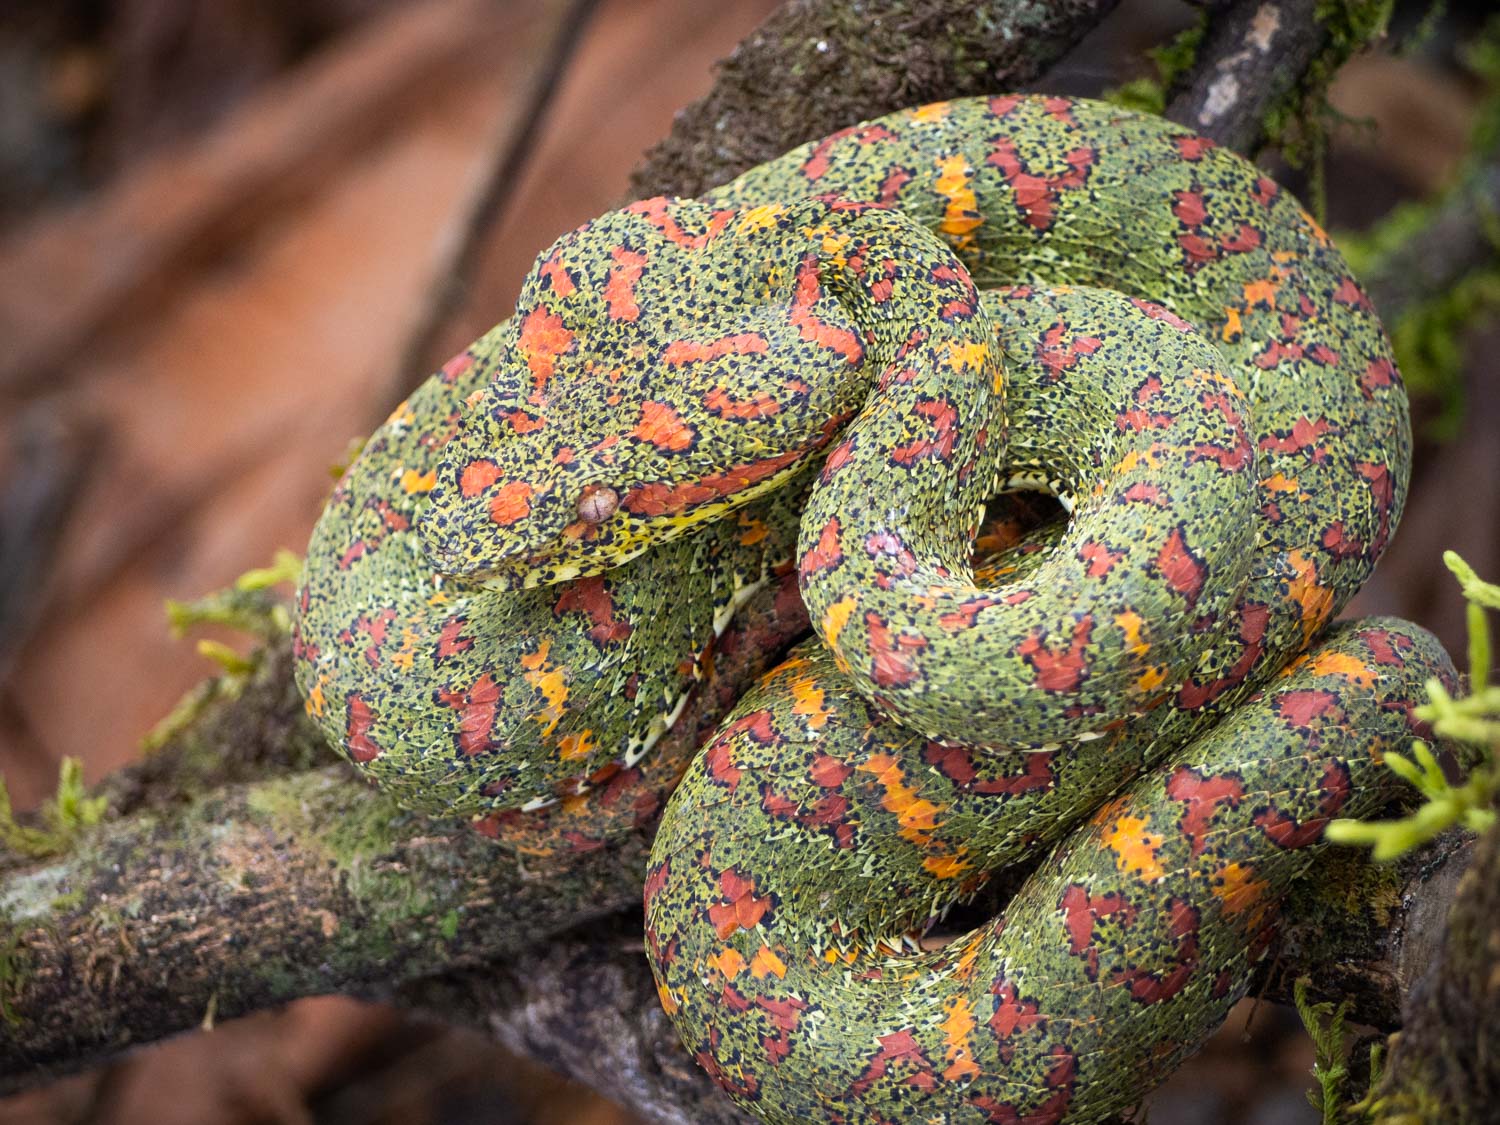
{"left": 0, "top": 0, "right": 1495, "bottom": 1120}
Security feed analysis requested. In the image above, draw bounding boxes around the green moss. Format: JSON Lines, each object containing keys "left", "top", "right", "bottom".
{"left": 164, "top": 549, "right": 300, "bottom": 642}
{"left": 1261, "top": 0, "right": 1397, "bottom": 224}
{"left": 1352, "top": 1064, "right": 1449, "bottom": 1124}
{"left": 243, "top": 774, "right": 444, "bottom": 930}
{"left": 141, "top": 678, "right": 231, "bottom": 754}
{"left": 1103, "top": 15, "right": 1206, "bottom": 116}
{"left": 246, "top": 774, "right": 407, "bottom": 874}
{"left": 1287, "top": 842, "right": 1402, "bottom": 930}
{"left": 48, "top": 887, "right": 86, "bottom": 914}
{"left": 0, "top": 925, "right": 29, "bottom": 1026}
{"left": 0, "top": 758, "right": 109, "bottom": 862}
{"left": 439, "top": 909, "right": 461, "bottom": 940}
{"left": 142, "top": 550, "right": 304, "bottom": 753}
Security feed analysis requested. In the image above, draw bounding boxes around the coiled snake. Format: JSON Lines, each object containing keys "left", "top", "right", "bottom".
{"left": 293, "top": 96, "right": 1455, "bottom": 1122}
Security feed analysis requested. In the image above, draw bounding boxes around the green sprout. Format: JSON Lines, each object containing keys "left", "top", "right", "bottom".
{"left": 0, "top": 757, "right": 109, "bottom": 861}
{"left": 1296, "top": 976, "right": 1356, "bottom": 1124}
{"left": 141, "top": 549, "right": 303, "bottom": 751}
{"left": 1326, "top": 551, "right": 1500, "bottom": 859}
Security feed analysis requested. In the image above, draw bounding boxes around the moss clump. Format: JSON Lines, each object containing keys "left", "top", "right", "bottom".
{"left": 0, "top": 758, "right": 109, "bottom": 862}
{"left": 142, "top": 549, "right": 302, "bottom": 752}
{"left": 243, "top": 773, "right": 441, "bottom": 928}
{"left": 0, "top": 923, "right": 31, "bottom": 1026}
{"left": 1259, "top": 1, "right": 1397, "bottom": 222}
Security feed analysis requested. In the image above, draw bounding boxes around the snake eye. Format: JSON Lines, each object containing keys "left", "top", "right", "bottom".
{"left": 577, "top": 484, "right": 620, "bottom": 525}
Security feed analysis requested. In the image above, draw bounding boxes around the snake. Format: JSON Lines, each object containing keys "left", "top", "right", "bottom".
{"left": 292, "top": 95, "right": 1456, "bottom": 1122}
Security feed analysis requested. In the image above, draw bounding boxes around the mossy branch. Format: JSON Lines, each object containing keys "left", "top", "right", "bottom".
{"left": 1165, "top": 0, "right": 1331, "bottom": 153}
{"left": 629, "top": 0, "right": 1125, "bottom": 198}
{"left": 1342, "top": 18, "right": 1500, "bottom": 436}
{"left": 1104, "top": 14, "right": 1207, "bottom": 116}
{"left": 1369, "top": 818, "right": 1500, "bottom": 1122}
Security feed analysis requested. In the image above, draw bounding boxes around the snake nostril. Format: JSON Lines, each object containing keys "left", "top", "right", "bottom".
{"left": 578, "top": 484, "right": 620, "bottom": 524}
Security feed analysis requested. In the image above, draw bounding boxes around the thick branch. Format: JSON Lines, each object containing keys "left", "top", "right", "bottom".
{"left": 401, "top": 915, "right": 753, "bottom": 1125}
{"left": 1377, "top": 820, "right": 1500, "bottom": 1121}
{"left": 0, "top": 766, "right": 637, "bottom": 1088}
{"left": 629, "top": 0, "right": 1122, "bottom": 198}
{"left": 1165, "top": 0, "right": 1325, "bottom": 152}
{"left": 382, "top": 830, "right": 1477, "bottom": 1125}
{"left": 1258, "top": 830, "right": 1475, "bottom": 1030}
{"left": 0, "top": 575, "right": 808, "bottom": 1092}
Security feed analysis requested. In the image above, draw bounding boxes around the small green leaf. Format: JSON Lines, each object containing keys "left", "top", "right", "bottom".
{"left": 196, "top": 640, "right": 256, "bottom": 677}
{"left": 1445, "top": 550, "right": 1500, "bottom": 610}
{"left": 236, "top": 548, "right": 303, "bottom": 592}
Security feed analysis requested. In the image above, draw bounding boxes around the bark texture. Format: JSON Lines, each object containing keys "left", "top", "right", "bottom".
{"left": 629, "top": 0, "right": 1122, "bottom": 198}
{"left": 1165, "top": 0, "right": 1327, "bottom": 151}
{"left": 1375, "top": 821, "right": 1499, "bottom": 1122}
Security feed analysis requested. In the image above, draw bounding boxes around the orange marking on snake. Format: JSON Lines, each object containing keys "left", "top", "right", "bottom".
{"left": 789, "top": 258, "right": 864, "bottom": 363}
{"left": 516, "top": 306, "right": 575, "bottom": 392}
{"left": 345, "top": 694, "right": 380, "bottom": 762}
{"left": 1153, "top": 526, "right": 1208, "bottom": 608}
{"left": 662, "top": 333, "right": 769, "bottom": 366}
{"left": 627, "top": 197, "right": 736, "bottom": 249}
{"left": 435, "top": 674, "right": 503, "bottom": 757}
{"left": 708, "top": 867, "right": 774, "bottom": 938}
{"left": 488, "top": 481, "right": 534, "bottom": 526}
{"left": 604, "top": 247, "right": 648, "bottom": 321}
{"left": 1017, "top": 616, "right": 1095, "bottom": 693}
{"left": 631, "top": 401, "right": 698, "bottom": 452}
{"left": 459, "top": 459, "right": 502, "bottom": 497}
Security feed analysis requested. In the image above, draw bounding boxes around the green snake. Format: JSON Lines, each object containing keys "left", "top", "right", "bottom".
{"left": 293, "top": 95, "right": 1455, "bottom": 1122}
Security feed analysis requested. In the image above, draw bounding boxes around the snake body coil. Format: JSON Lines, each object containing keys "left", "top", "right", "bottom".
{"left": 294, "top": 96, "right": 1454, "bottom": 1122}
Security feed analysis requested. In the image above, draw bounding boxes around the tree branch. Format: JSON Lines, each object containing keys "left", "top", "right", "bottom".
{"left": 0, "top": 572, "right": 806, "bottom": 1092}
{"left": 1257, "top": 830, "right": 1475, "bottom": 1030}
{"left": 400, "top": 915, "right": 754, "bottom": 1125}
{"left": 1165, "top": 0, "right": 1325, "bottom": 152}
{"left": 629, "top": 0, "right": 1123, "bottom": 198}
{"left": 1377, "top": 821, "right": 1499, "bottom": 1121}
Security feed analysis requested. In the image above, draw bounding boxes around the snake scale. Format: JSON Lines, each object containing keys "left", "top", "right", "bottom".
{"left": 293, "top": 96, "right": 1456, "bottom": 1122}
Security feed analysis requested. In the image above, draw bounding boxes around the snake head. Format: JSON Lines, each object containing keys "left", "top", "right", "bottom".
{"left": 417, "top": 196, "right": 870, "bottom": 590}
